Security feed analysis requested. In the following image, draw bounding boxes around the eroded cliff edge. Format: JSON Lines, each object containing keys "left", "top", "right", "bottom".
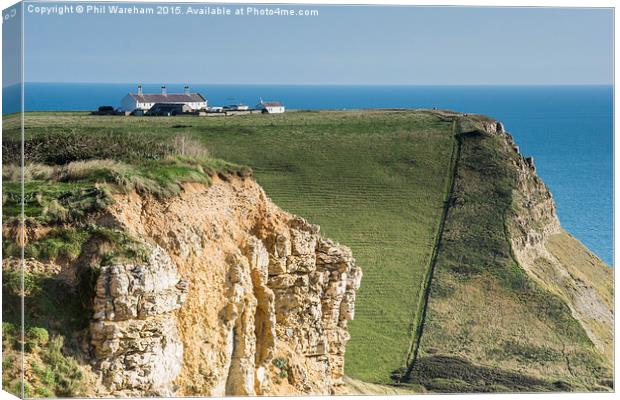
{"left": 483, "top": 118, "right": 613, "bottom": 365}
{"left": 88, "top": 176, "right": 362, "bottom": 396}
{"left": 506, "top": 136, "right": 614, "bottom": 362}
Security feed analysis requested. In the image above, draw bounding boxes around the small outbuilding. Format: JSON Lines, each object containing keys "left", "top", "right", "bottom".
{"left": 255, "top": 99, "right": 285, "bottom": 114}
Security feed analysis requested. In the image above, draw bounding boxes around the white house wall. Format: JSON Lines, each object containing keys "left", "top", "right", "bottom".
{"left": 137, "top": 102, "right": 155, "bottom": 110}
{"left": 266, "top": 106, "right": 285, "bottom": 114}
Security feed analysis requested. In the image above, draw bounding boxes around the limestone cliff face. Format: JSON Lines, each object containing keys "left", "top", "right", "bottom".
{"left": 90, "top": 176, "right": 362, "bottom": 396}
{"left": 500, "top": 130, "right": 561, "bottom": 246}
{"left": 482, "top": 122, "right": 614, "bottom": 365}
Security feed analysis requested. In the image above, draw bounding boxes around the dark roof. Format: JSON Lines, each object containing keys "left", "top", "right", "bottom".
{"left": 261, "top": 101, "right": 283, "bottom": 107}
{"left": 130, "top": 93, "right": 205, "bottom": 103}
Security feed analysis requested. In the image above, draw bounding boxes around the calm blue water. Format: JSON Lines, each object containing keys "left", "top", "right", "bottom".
{"left": 3, "top": 83, "right": 614, "bottom": 265}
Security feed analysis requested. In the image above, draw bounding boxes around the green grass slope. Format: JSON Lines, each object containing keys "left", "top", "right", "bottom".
{"left": 3, "top": 110, "right": 455, "bottom": 384}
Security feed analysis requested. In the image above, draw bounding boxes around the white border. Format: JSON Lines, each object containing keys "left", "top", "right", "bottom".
{"left": 0, "top": 2, "right": 616, "bottom": 400}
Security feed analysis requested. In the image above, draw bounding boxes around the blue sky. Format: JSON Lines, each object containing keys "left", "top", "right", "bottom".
{"left": 12, "top": 3, "right": 616, "bottom": 85}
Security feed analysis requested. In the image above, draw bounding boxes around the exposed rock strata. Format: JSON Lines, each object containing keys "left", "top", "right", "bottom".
{"left": 92, "top": 177, "right": 362, "bottom": 396}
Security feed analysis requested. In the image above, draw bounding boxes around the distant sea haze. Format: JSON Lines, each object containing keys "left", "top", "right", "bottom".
{"left": 4, "top": 83, "right": 613, "bottom": 266}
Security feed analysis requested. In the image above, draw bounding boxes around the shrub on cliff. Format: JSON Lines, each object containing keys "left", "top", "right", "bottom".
{"left": 26, "top": 327, "right": 50, "bottom": 348}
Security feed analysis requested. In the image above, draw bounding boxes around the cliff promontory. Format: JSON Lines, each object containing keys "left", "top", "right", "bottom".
{"left": 407, "top": 113, "right": 613, "bottom": 392}
{"left": 92, "top": 176, "right": 362, "bottom": 396}
{"left": 2, "top": 171, "right": 361, "bottom": 397}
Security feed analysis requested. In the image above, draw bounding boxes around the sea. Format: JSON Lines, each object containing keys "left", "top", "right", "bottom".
{"left": 3, "top": 83, "right": 614, "bottom": 266}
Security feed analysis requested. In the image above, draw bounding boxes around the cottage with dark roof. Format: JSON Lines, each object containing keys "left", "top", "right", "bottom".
{"left": 120, "top": 85, "right": 207, "bottom": 113}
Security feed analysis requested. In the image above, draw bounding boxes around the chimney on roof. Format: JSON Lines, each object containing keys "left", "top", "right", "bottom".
{"left": 184, "top": 85, "right": 190, "bottom": 95}
{"left": 161, "top": 85, "right": 167, "bottom": 95}
{"left": 137, "top": 85, "right": 143, "bottom": 96}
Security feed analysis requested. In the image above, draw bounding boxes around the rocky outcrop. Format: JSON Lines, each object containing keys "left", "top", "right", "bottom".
{"left": 262, "top": 223, "right": 362, "bottom": 394}
{"left": 503, "top": 131, "right": 561, "bottom": 246}
{"left": 89, "top": 245, "right": 189, "bottom": 396}
{"left": 91, "top": 176, "right": 362, "bottom": 396}
{"left": 478, "top": 119, "right": 561, "bottom": 248}
{"left": 478, "top": 119, "right": 506, "bottom": 135}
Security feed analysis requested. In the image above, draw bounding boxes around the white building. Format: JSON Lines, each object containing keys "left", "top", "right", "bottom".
{"left": 120, "top": 85, "right": 207, "bottom": 113}
{"left": 255, "top": 99, "right": 285, "bottom": 114}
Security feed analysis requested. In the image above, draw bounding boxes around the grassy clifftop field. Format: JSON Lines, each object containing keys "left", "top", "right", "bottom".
{"left": 2, "top": 109, "right": 613, "bottom": 395}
